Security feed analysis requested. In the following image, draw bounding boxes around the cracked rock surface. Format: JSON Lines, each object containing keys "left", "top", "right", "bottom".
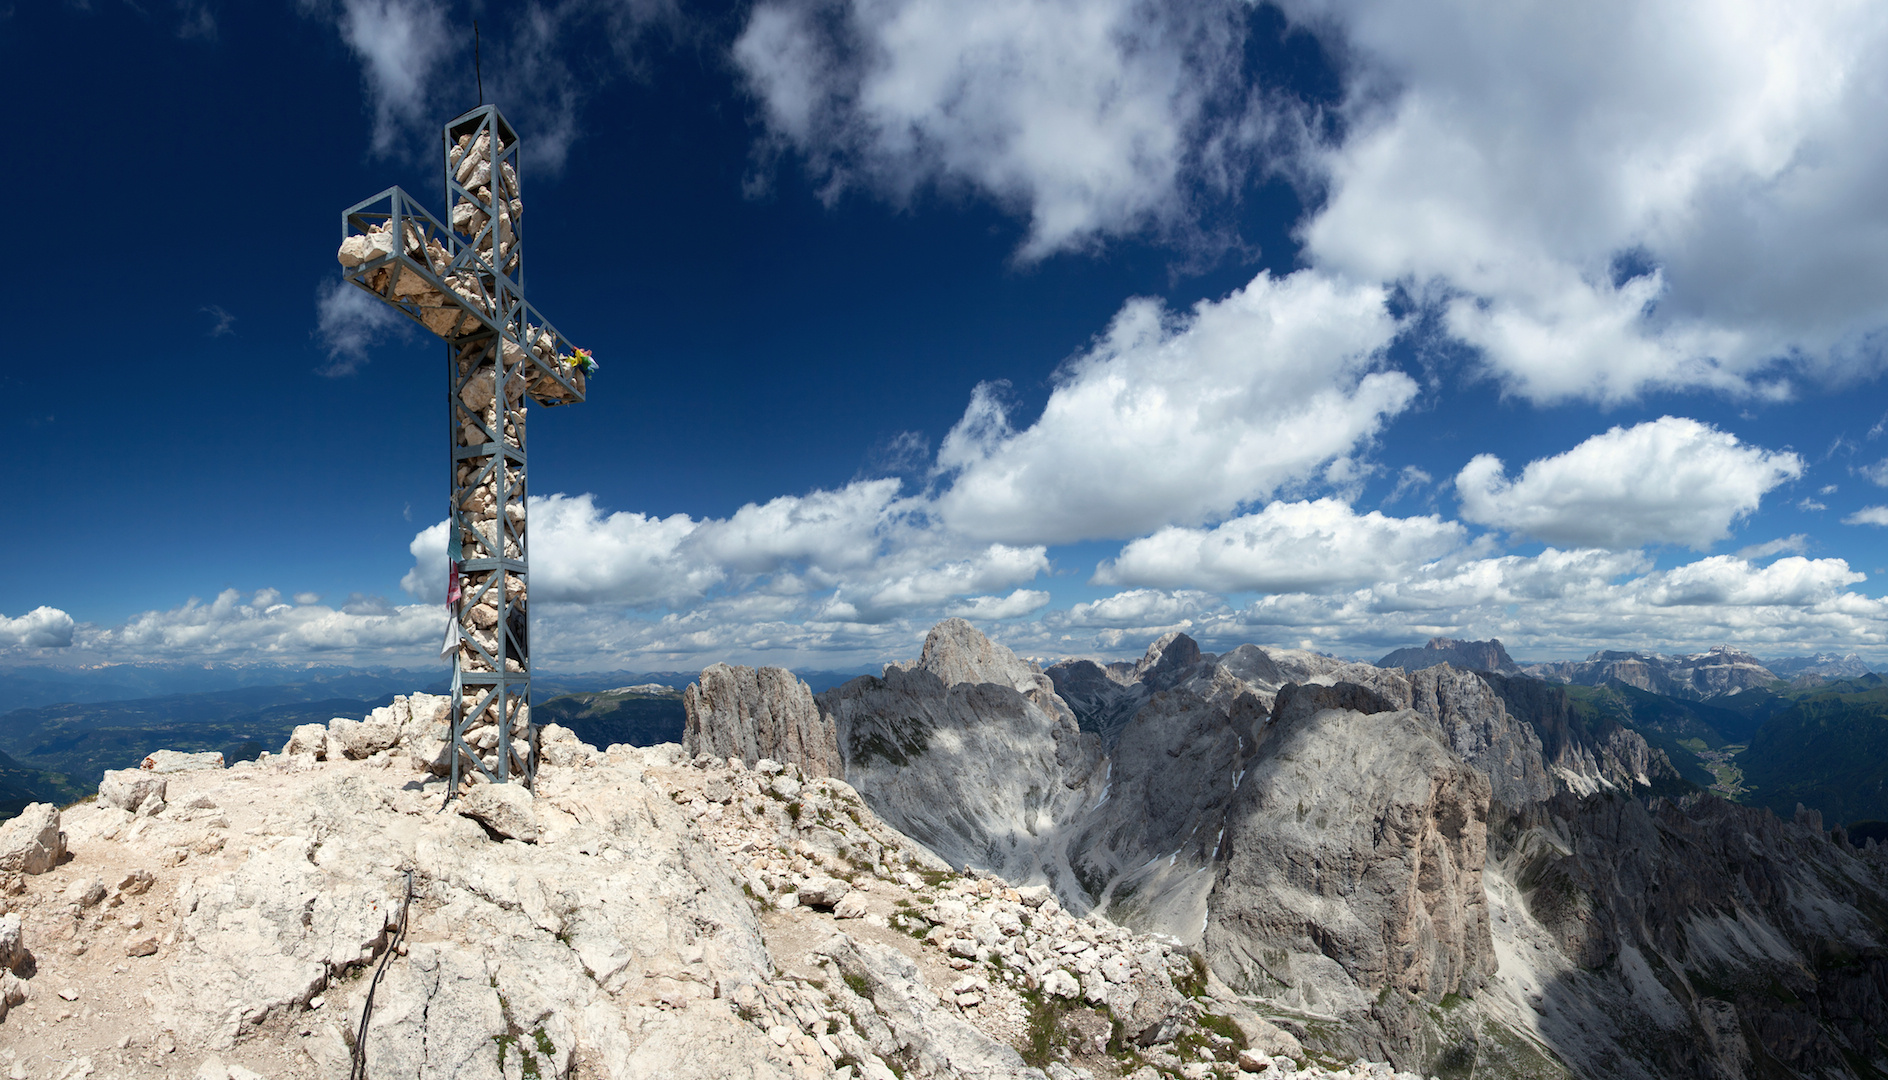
{"left": 0, "top": 718, "right": 1414, "bottom": 1080}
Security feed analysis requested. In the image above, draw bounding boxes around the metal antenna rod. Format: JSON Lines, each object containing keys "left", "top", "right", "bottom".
{"left": 474, "top": 21, "right": 483, "bottom": 106}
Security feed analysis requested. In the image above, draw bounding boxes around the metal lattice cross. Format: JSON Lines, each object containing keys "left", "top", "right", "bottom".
{"left": 336, "top": 106, "right": 593, "bottom": 790}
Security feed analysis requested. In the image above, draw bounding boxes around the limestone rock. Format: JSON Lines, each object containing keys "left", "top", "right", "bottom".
{"left": 66, "top": 876, "right": 106, "bottom": 908}
{"left": 328, "top": 714, "right": 401, "bottom": 759}
{"left": 822, "top": 620, "right": 1102, "bottom": 892}
{"left": 359, "top": 943, "right": 507, "bottom": 1080}
{"left": 1406, "top": 664, "right": 1553, "bottom": 809}
{"left": 1041, "top": 969, "right": 1080, "bottom": 998}
{"left": 337, "top": 229, "right": 396, "bottom": 267}
{"left": 1061, "top": 687, "right": 1251, "bottom": 939}
{"left": 141, "top": 749, "right": 225, "bottom": 773}
{"left": 0, "top": 803, "right": 64, "bottom": 875}
{"left": 1045, "top": 632, "right": 1220, "bottom": 746}
{"left": 684, "top": 664, "right": 842, "bottom": 778}
{"left": 0, "top": 969, "right": 26, "bottom": 1023}
{"left": 456, "top": 782, "right": 540, "bottom": 842}
{"left": 797, "top": 876, "right": 851, "bottom": 909}
{"left": 0, "top": 911, "right": 27, "bottom": 972}
{"left": 813, "top": 932, "right": 1046, "bottom": 1079}
{"left": 99, "top": 768, "right": 168, "bottom": 812}
{"left": 283, "top": 723, "right": 329, "bottom": 758}
{"left": 1207, "top": 705, "right": 1495, "bottom": 1016}
{"left": 1267, "top": 679, "right": 1403, "bottom": 727}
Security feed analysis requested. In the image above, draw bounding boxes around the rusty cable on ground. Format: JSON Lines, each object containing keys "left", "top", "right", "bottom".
{"left": 349, "top": 869, "right": 415, "bottom": 1080}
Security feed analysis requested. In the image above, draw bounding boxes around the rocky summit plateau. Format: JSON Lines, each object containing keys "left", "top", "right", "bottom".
{"left": 0, "top": 622, "right": 1885, "bottom": 1080}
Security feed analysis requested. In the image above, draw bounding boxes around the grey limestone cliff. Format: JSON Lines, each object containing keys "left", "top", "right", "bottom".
{"left": 682, "top": 663, "right": 842, "bottom": 778}
{"left": 1205, "top": 701, "right": 1497, "bottom": 1026}
{"left": 788, "top": 620, "right": 1888, "bottom": 1079}
{"left": 817, "top": 619, "right": 1103, "bottom": 891}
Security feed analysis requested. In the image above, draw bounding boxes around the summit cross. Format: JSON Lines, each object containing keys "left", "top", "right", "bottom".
{"left": 335, "top": 105, "right": 595, "bottom": 791}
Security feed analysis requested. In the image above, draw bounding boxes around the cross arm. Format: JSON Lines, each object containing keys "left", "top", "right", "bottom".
{"left": 337, "top": 188, "right": 590, "bottom": 407}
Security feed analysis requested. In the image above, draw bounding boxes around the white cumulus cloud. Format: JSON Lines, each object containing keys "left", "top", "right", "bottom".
{"left": 1096, "top": 498, "right": 1471, "bottom": 593}
{"left": 935, "top": 270, "right": 1412, "bottom": 545}
{"left": 1844, "top": 506, "right": 1888, "bottom": 527}
{"left": 329, "top": 0, "right": 457, "bottom": 157}
{"left": 80, "top": 589, "right": 440, "bottom": 663}
{"left": 734, "top": 0, "right": 1267, "bottom": 259}
{"left": 1291, "top": 0, "right": 1888, "bottom": 401}
{"left": 401, "top": 484, "right": 1049, "bottom": 625}
{"left": 1455, "top": 417, "right": 1803, "bottom": 550}
{"left": 944, "top": 589, "right": 1053, "bottom": 621}
{"left": 0, "top": 606, "right": 76, "bottom": 649}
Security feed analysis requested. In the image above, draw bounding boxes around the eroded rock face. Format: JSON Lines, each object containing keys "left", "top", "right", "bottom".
{"left": 684, "top": 664, "right": 842, "bottom": 778}
{"left": 1407, "top": 665, "right": 1553, "bottom": 810}
{"left": 1046, "top": 633, "right": 1222, "bottom": 746}
{"left": 0, "top": 803, "right": 64, "bottom": 875}
{"left": 1481, "top": 791, "right": 1888, "bottom": 1080}
{"left": 1061, "top": 687, "right": 1263, "bottom": 939}
{"left": 1207, "top": 705, "right": 1495, "bottom": 1021}
{"left": 821, "top": 620, "right": 1102, "bottom": 891}
{"left": 1481, "top": 672, "right": 1683, "bottom": 794}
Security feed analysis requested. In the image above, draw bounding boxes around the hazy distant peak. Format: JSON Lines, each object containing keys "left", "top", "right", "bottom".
{"left": 1377, "top": 637, "right": 1520, "bottom": 675}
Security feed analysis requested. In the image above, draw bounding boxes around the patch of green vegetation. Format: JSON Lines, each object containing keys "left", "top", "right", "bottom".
{"left": 1687, "top": 969, "right": 1736, "bottom": 1002}
{"left": 532, "top": 686, "right": 686, "bottom": 749}
{"left": 1849, "top": 820, "right": 1888, "bottom": 846}
{"left": 843, "top": 971, "right": 874, "bottom": 1002}
{"left": 1739, "top": 674, "right": 1888, "bottom": 826}
{"left": 493, "top": 1032, "right": 518, "bottom": 1070}
{"left": 1194, "top": 1010, "right": 1248, "bottom": 1050}
{"left": 1175, "top": 952, "right": 1209, "bottom": 998}
{"left": 1694, "top": 743, "right": 1750, "bottom": 799}
{"left": 1018, "top": 988, "right": 1073, "bottom": 1068}
{"left": 1766, "top": 978, "right": 1801, "bottom": 1006}
{"left": 786, "top": 801, "right": 803, "bottom": 822}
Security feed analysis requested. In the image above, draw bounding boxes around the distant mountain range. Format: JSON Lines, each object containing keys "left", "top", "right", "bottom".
{"left": 1376, "top": 637, "right": 1876, "bottom": 700}
{"left": 0, "top": 662, "right": 873, "bottom": 816}
{"left": 0, "top": 644, "right": 1876, "bottom": 830}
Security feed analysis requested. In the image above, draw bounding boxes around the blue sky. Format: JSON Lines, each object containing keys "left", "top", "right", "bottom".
{"left": 6, "top": 0, "right": 1888, "bottom": 671}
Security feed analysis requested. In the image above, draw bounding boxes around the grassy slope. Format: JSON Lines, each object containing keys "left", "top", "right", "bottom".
{"left": 0, "top": 745, "right": 66, "bottom": 819}
{"left": 1736, "top": 675, "right": 1888, "bottom": 829}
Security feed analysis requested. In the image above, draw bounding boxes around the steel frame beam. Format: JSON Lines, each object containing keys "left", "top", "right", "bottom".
{"left": 336, "top": 105, "right": 590, "bottom": 791}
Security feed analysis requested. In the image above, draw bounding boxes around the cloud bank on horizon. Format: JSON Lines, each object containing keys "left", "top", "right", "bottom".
{"left": 12, "top": 0, "right": 1888, "bottom": 670}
